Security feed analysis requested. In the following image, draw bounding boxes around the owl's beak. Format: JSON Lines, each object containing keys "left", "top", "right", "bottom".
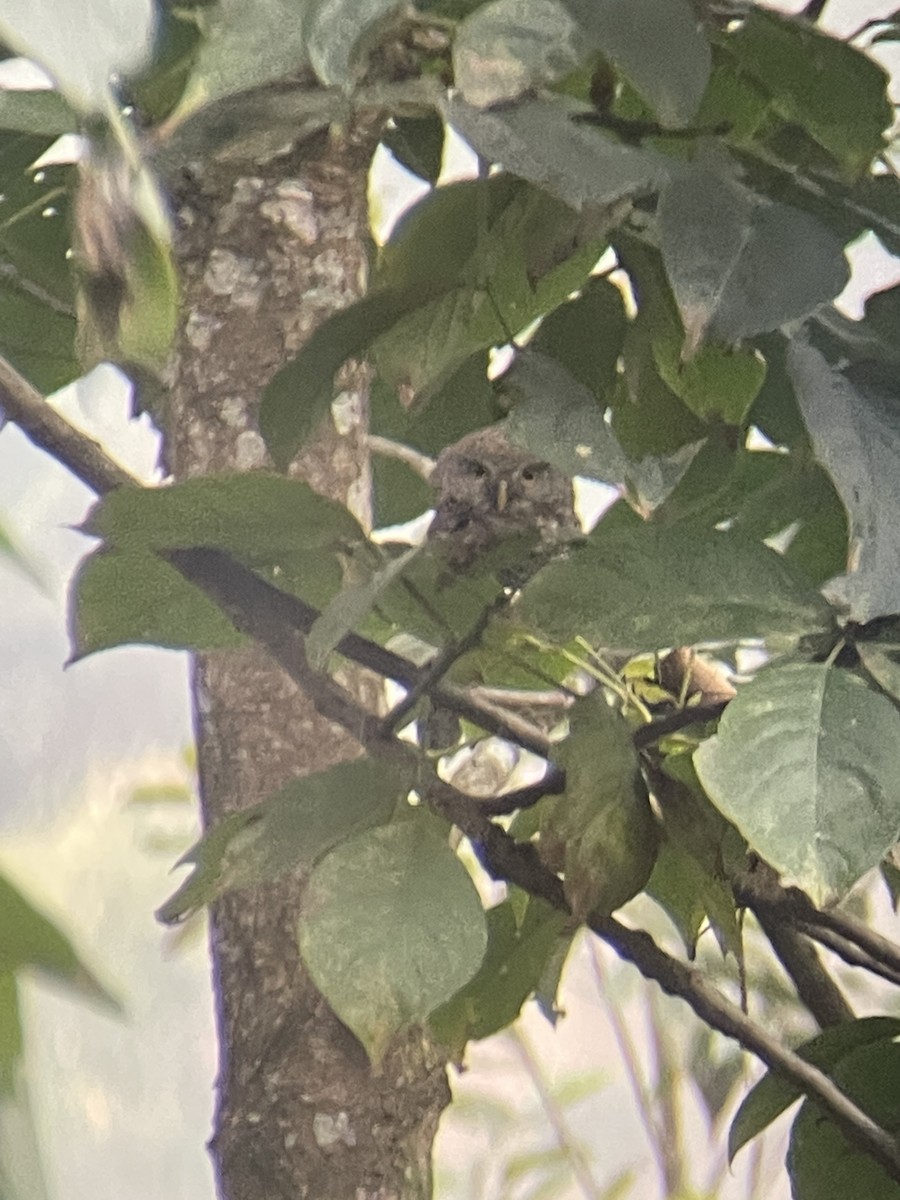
{"left": 495, "top": 478, "right": 509, "bottom": 512}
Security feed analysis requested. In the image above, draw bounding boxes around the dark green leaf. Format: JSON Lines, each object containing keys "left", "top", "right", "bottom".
{"left": 157, "top": 759, "right": 405, "bottom": 924}
{"left": 0, "top": 89, "right": 76, "bottom": 135}
{"left": 788, "top": 1041, "right": 900, "bottom": 1199}
{"left": 382, "top": 115, "right": 444, "bottom": 185}
{"left": 71, "top": 546, "right": 247, "bottom": 657}
{"left": 729, "top": 9, "right": 891, "bottom": 178}
{"left": 563, "top": 0, "right": 711, "bottom": 128}
{"left": 82, "top": 473, "right": 364, "bottom": 559}
{"left": 659, "top": 161, "right": 848, "bottom": 352}
{"left": 540, "top": 692, "right": 658, "bottom": 917}
{"left": 298, "top": 816, "right": 488, "bottom": 1063}
{"left": 729, "top": 1016, "right": 900, "bottom": 1162}
{"left": 429, "top": 895, "right": 570, "bottom": 1055}
{"left": 517, "top": 504, "right": 833, "bottom": 650}
{"left": 695, "top": 664, "right": 900, "bottom": 905}
{"left": 653, "top": 336, "right": 765, "bottom": 424}
{"left": 532, "top": 276, "right": 627, "bottom": 401}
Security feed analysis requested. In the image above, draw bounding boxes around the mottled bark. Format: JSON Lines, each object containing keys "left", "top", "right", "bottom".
{"left": 164, "top": 122, "right": 449, "bottom": 1200}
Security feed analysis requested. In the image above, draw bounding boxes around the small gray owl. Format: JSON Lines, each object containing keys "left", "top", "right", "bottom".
{"left": 429, "top": 427, "right": 579, "bottom": 569}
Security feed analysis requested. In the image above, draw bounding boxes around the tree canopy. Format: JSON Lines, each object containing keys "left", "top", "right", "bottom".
{"left": 4, "top": 1, "right": 900, "bottom": 1197}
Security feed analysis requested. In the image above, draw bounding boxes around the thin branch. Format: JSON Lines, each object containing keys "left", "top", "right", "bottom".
{"left": 0, "top": 353, "right": 137, "bottom": 494}
{"left": 366, "top": 434, "right": 435, "bottom": 481}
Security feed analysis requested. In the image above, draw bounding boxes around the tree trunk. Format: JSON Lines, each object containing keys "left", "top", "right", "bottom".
{"left": 163, "top": 119, "right": 449, "bottom": 1200}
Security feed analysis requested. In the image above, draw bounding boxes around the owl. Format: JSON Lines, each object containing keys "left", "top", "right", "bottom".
{"left": 429, "top": 427, "right": 579, "bottom": 569}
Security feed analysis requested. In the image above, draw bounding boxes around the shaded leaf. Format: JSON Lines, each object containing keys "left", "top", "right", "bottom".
{"left": 298, "top": 817, "right": 488, "bottom": 1063}
{"left": 158, "top": 759, "right": 405, "bottom": 923}
{"left": 695, "top": 664, "right": 900, "bottom": 905}
{"left": 659, "top": 160, "right": 848, "bottom": 353}
{"left": 540, "top": 691, "right": 658, "bottom": 917}
{"left": 730, "top": 8, "right": 891, "bottom": 178}
{"left": 788, "top": 1041, "right": 900, "bottom": 1199}
{"left": 563, "top": 0, "right": 711, "bottom": 128}
{"left": 305, "top": 0, "right": 402, "bottom": 88}
{"left": 517, "top": 504, "right": 833, "bottom": 651}
{"left": 443, "top": 94, "right": 667, "bottom": 212}
{"left": 729, "top": 1016, "right": 900, "bottom": 1162}
{"left": 788, "top": 335, "right": 900, "bottom": 622}
{"left": 382, "top": 115, "right": 444, "bottom": 185}
{"left": 429, "top": 895, "right": 570, "bottom": 1055}
{"left": 532, "top": 275, "right": 627, "bottom": 401}
{"left": 0, "top": 89, "right": 76, "bottom": 136}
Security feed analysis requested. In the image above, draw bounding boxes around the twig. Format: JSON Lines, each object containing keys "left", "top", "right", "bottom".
{"left": 366, "top": 434, "right": 435, "bottom": 481}
{"left": 0, "top": 353, "right": 137, "bottom": 494}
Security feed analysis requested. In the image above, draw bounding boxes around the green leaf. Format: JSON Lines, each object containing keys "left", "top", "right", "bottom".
{"left": 788, "top": 335, "right": 900, "bottom": 623}
{"left": 0, "top": 0, "right": 155, "bottom": 112}
{"left": 653, "top": 336, "right": 765, "bottom": 424}
{"left": 788, "top": 1040, "right": 900, "bottom": 1199}
{"left": 695, "top": 664, "right": 900, "bottom": 905}
{"left": 453, "top": 0, "right": 583, "bottom": 107}
{"left": 501, "top": 349, "right": 629, "bottom": 484}
{"left": 531, "top": 276, "right": 627, "bottom": 402}
{"left": 297, "top": 816, "right": 488, "bottom": 1063}
{"left": 0, "top": 89, "right": 76, "bottom": 136}
{"left": 0, "top": 872, "right": 120, "bottom": 1014}
{"left": 157, "top": 759, "right": 405, "bottom": 924}
{"left": 71, "top": 546, "right": 247, "bottom": 657}
{"left": 304, "top": 0, "right": 401, "bottom": 88}
{"left": 563, "top": 0, "right": 711, "bottom": 128}
{"left": 429, "top": 895, "right": 570, "bottom": 1056}
{"left": 729, "top": 1016, "right": 900, "bottom": 1162}
{"left": 382, "top": 115, "right": 444, "bottom": 186}
{"left": 260, "top": 290, "right": 421, "bottom": 467}
{"left": 443, "top": 94, "right": 667, "bottom": 212}
{"left": 184, "top": 0, "right": 311, "bottom": 111}
{"left": 517, "top": 504, "right": 833, "bottom": 651}
{"left": 730, "top": 9, "right": 891, "bottom": 178}
{"left": 540, "top": 692, "right": 658, "bottom": 918}
{"left": 659, "top": 160, "right": 848, "bottom": 353}
{"left": 307, "top": 545, "right": 420, "bottom": 669}
{"left": 82, "top": 473, "right": 364, "bottom": 558}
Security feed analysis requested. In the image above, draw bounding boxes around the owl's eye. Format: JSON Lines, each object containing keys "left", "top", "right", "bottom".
{"left": 521, "top": 462, "right": 550, "bottom": 482}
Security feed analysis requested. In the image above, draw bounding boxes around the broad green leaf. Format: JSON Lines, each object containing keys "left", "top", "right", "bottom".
{"left": 788, "top": 1041, "right": 900, "bottom": 1199}
{"left": 0, "top": 89, "right": 76, "bottom": 136}
{"left": 297, "top": 817, "right": 488, "bottom": 1063}
{"left": 305, "top": 0, "right": 401, "bottom": 88}
{"left": 0, "top": 280, "right": 77, "bottom": 395}
{"left": 157, "top": 759, "right": 404, "bottom": 923}
{"left": 517, "top": 504, "right": 833, "bottom": 651}
{"left": 71, "top": 546, "right": 247, "bottom": 657}
{"left": 653, "top": 336, "right": 765, "bottom": 424}
{"left": 0, "top": 872, "right": 120, "bottom": 1013}
{"left": 429, "top": 895, "right": 569, "bottom": 1056}
{"left": 788, "top": 335, "right": 900, "bottom": 623}
{"left": 0, "top": 0, "right": 155, "bottom": 113}
{"left": 260, "top": 290, "right": 417, "bottom": 467}
{"left": 647, "top": 839, "right": 738, "bottom": 961}
{"left": 183, "top": 0, "right": 311, "bottom": 112}
{"left": 695, "top": 664, "right": 900, "bottom": 905}
{"left": 370, "top": 452, "right": 434, "bottom": 529}
{"left": 563, "top": 0, "right": 711, "bottom": 128}
{"left": 729, "top": 1016, "right": 900, "bottom": 1162}
{"left": 532, "top": 276, "right": 627, "bottom": 402}
{"left": 307, "top": 545, "right": 420, "bottom": 669}
{"left": 454, "top": 0, "right": 583, "bottom": 107}
{"left": 730, "top": 9, "right": 891, "bottom": 178}
{"left": 659, "top": 161, "right": 848, "bottom": 353}
{"left": 858, "top": 645, "right": 900, "bottom": 707}
{"left": 540, "top": 692, "right": 658, "bottom": 917}
{"left": 443, "top": 94, "right": 667, "bottom": 212}
{"left": 501, "top": 350, "right": 629, "bottom": 484}
{"left": 82, "top": 473, "right": 364, "bottom": 558}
